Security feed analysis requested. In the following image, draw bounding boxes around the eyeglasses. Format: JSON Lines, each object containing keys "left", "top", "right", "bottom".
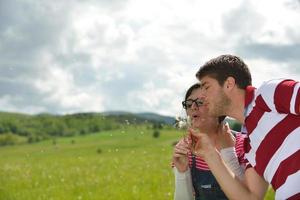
{"left": 182, "top": 98, "right": 203, "bottom": 109}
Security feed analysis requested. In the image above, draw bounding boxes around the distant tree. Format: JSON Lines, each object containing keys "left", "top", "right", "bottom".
{"left": 18, "top": 128, "right": 30, "bottom": 136}
{"left": 152, "top": 122, "right": 163, "bottom": 130}
{"left": 80, "top": 129, "right": 87, "bottom": 135}
{"left": 52, "top": 138, "right": 57, "bottom": 145}
{"left": 0, "top": 133, "right": 18, "bottom": 146}
{"left": 90, "top": 124, "right": 100, "bottom": 132}
{"left": 0, "top": 124, "right": 5, "bottom": 134}
{"left": 103, "top": 123, "right": 113, "bottom": 131}
{"left": 0, "top": 111, "right": 125, "bottom": 144}
{"left": 97, "top": 148, "right": 102, "bottom": 154}
{"left": 35, "top": 136, "right": 41, "bottom": 142}
{"left": 153, "top": 130, "right": 160, "bottom": 138}
{"left": 64, "top": 129, "right": 76, "bottom": 137}
{"left": 27, "top": 135, "right": 35, "bottom": 144}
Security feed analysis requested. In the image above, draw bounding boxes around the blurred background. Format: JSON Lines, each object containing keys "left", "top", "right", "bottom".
{"left": 1, "top": 0, "right": 299, "bottom": 199}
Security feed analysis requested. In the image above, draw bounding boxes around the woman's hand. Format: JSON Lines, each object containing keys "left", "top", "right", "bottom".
{"left": 173, "top": 137, "right": 191, "bottom": 172}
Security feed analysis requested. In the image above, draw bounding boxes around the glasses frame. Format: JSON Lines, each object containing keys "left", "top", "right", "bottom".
{"left": 182, "top": 98, "right": 203, "bottom": 109}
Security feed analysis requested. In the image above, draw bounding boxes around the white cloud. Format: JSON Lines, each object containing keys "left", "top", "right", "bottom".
{"left": 0, "top": 95, "right": 46, "bottom": 114}
{"left": 34, "top": 66, "right": 104, "bottom": 113}
{"left": 0, "top": 0, "right": 300, "bottom": 116}
{"left": 246, "top": 58, "right": 300, "bottom": 87}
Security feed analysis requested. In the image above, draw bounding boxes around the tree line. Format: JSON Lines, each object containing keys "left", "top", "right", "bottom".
{"left": 0, "top": 112, "right": 122, "bottom": 146}
{"left": 0, "top": 112, "right": 169, "bottom": 146}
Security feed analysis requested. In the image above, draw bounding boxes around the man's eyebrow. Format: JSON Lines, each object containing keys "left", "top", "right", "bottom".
{"left": 200, "top": 82, "right": 208, "bottom": 87}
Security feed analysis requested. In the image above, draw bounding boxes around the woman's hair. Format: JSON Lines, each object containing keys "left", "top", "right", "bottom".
{"left": 184, "top": 83, "right": 201, "bottom": 101}
{"left": 184, "top": 83, "right": 226, "bottom": 123}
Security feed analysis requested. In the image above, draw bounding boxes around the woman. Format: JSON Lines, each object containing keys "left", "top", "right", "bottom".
{"left": 173, "top": 83, "right": 245, "bottom": 200}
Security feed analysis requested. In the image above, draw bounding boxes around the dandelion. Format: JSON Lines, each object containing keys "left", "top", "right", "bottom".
{"left": 174, "top": 116, "right": 192, "bottom": 129}
{"left": 174, "top": 115, "right": 198, "bottom": 147}
{"left": 174, "top": 116, "right": 191, "bottom": 143}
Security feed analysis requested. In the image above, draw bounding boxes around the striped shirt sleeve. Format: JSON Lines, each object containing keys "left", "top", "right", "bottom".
{"left": 257, "top": 79, "right": 300, "bottom": 114}
{"left": 235, "top": 133, "right": 247, "bottom": 166}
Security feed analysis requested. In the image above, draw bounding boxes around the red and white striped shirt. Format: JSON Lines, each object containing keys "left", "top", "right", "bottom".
{"left": 243, "top": 79, "right": 300, "bottom": 200}
{"left": 188, "top": 132, "right": 246, "bottom": 170}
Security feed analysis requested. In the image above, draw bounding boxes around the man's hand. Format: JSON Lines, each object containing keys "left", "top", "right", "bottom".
{"left": 217, "top": 122, "right": 235, "bottom": 149}
{"left": 189, "top": 128, "right": 216, "bottom": 160}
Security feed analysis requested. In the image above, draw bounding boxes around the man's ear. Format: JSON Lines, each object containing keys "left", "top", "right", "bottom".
{"left": 224, "top": 77, "right": 236, "bottom": 90}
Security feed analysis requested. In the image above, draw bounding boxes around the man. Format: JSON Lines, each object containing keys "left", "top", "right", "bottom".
{"left": 190, "top": 54, "right": 300, "bottom": 200}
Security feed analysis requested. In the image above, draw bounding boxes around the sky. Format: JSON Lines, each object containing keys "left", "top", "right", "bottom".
{"left": 0, "top": 0, "right": 300, "bottom": 117}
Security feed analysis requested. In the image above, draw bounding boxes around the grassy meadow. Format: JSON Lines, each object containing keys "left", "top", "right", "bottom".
{"left": 0, "top": 125, "right": 274, "bottom": 200}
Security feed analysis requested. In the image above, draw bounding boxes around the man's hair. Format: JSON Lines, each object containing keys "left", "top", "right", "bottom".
{"left": 184, "top": 83, "right": 226, "bottom": 123}
{"left": 196, "top": 55, "right": 252, "bottom": 89}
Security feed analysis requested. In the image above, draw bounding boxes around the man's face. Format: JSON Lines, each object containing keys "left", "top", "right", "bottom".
{"left": 199, "top": 76, "right": 231, "bottom": 117}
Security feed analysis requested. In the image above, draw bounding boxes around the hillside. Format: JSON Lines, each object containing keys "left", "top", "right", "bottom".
{"left": 102, "top": 111, "right": 175, "bottom": 125}
{"left": 0, "top": 111, "right": 176, "bottom": 146}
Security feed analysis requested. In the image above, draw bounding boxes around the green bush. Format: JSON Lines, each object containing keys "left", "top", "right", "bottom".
{"left": 153, "top": 130, "right": 160, "bottom": 138}
{"left": 0, "top": 132, "right": 25, "bottom": 146}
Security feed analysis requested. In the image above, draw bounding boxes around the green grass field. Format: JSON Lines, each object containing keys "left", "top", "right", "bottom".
{"left": 0, "top": 126, "right": 274, "bottom": 200}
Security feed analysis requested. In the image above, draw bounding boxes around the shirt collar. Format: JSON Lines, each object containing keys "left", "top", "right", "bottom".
{"left": 245, "top": 86, "right": 256, "bottom": 108}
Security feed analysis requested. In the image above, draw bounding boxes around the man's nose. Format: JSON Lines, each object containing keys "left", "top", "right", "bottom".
{"left": 191, "top": 102, "right": 198, "bottom": 109}
{"left": 199, "top": 95, "right": 206, "bottom": 102}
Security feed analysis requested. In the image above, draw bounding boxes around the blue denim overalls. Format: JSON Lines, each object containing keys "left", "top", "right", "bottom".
{"left": 191, "top": 155, "right": 228, "bottom": 200}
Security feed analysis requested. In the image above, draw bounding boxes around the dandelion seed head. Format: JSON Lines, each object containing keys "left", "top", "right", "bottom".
{"left": 174, "top": 116, "right": 192, "bottom": 129}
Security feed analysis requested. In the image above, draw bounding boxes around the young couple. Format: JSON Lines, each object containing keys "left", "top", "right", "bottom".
{"left": 173, "top": 55, "right": 300, "bottom": 200}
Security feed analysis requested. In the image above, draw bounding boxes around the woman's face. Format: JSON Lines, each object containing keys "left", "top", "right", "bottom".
{"left": 185, "top": 88, "right": 218, "bottom": 129}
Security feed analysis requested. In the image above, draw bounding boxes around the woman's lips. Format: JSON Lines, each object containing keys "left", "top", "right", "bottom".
{"left": 192, "top": 114, "right": 199, "bottom": 118}
{"left": 192, "top": 115, "right": 207, "bottom": 122}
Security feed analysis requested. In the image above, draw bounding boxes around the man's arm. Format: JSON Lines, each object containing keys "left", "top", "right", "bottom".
{"left": 204, "top": 149, "right": 268, "bottom": 200}
{"left": 190, "top": 130, "right": 268, "bottom": 200}
{"left": 244, "top": 167, "right": 269, "bottom": 199}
